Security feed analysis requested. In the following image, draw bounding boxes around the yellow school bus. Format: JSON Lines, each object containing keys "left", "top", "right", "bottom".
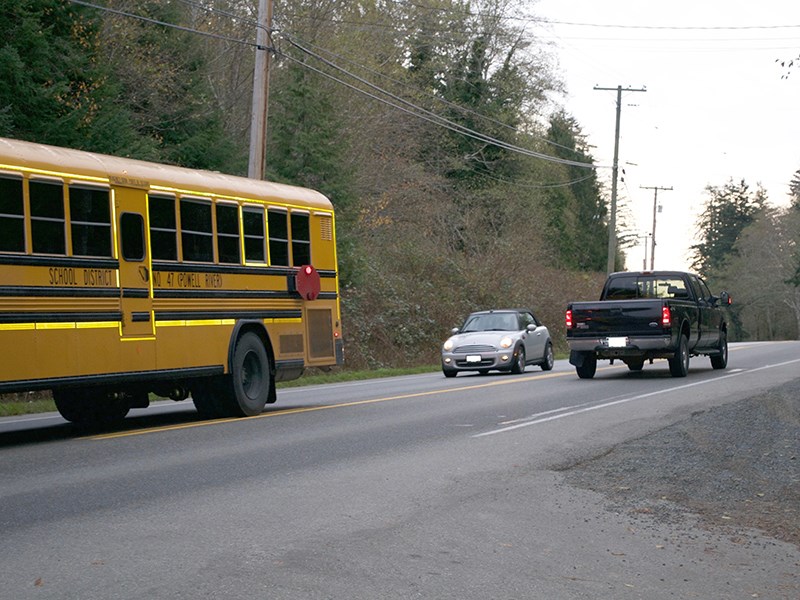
{"left": 0, "top": 137, "right": 342, "bottom": 424}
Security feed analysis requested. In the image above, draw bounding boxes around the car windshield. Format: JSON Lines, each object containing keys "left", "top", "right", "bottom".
{"left": 462, "top": 313, "right": 519, "bottom": 332}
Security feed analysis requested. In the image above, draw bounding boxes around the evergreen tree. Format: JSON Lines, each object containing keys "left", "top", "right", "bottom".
{"left": 689, "top": 179, "right": 766, "bottom": 279}
{"left": 786, "top": 168, "right": 800, "bottom": 288}
{"left": 544, "top": 113, "right": 607, "bottom": 271}
{"left": 268, "top": 61, "right": 353, "bottom": 209}
{"left": 0, "top": 0, "right": 138, "bottom": 149}
{"left": 97, "top": 0, "right": 241, "bottom": 169}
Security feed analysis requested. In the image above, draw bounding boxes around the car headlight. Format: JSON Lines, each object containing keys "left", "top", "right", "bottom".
{"left": 499, "top": 337, "right": 513, "bottom": 349}
{"left": 443, "top": 339, "right": 454, "bottom": 351}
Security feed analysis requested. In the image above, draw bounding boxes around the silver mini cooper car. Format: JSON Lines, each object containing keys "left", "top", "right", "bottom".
{"left": 441, "top": 309, "right": 554, "bottom": 377}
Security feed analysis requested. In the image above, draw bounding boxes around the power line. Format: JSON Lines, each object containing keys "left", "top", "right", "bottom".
{"left": 541, "top": 20, "right": 800, "bottom": 31}
{"left": 68, "top": 0, "right": 265, "bottom": 48}
{"left": 282, "top": 35, "right": 601, "bottom": 169}
{"left": 283, "top": 34, "right": 584, "bottom": 156}
{"left": 175, "top": 0, "right": 259, "bottom": 28}
{"left": 68, "top": 0, "right": 602, "bottom": 173}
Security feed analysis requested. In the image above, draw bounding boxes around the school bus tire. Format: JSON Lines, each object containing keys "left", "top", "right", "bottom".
{"left": 222, "top": 331, "right": 272, "bottom": 417}
{"left": 53, "top": 388, "right": 130, "bottom": 426}
{"left": 191, "top": 381, "right": 227, "bottom": 419}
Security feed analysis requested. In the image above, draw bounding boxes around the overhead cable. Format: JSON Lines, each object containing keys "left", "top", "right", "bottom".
{"left": 282, "top": 35, "right": 602, "bottom": 170}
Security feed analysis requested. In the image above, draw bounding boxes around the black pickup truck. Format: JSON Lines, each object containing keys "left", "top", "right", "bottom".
{"left": 565, "top": 271, "right": 731, "bottom": 378}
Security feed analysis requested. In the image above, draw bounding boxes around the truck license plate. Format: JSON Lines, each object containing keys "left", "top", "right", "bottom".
{"left": 466, "top": 355, "right": 482, "bottom": 363}
{"left": 607, "top": 337, "right": 628, "bottom": 348}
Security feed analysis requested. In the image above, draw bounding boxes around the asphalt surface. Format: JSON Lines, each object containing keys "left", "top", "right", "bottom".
{"left": 0, "top": 341, "right": 798, "bottom": 599}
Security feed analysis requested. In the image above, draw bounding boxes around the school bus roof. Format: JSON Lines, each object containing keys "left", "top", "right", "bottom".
{"left": 0, "top": 137, "right": 333, "bottom": 211}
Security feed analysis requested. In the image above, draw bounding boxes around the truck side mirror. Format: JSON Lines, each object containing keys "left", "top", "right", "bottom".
{"left": 720, "top": 291, "right": 732, "bottom": 305}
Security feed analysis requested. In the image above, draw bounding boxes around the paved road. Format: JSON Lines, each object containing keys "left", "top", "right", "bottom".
{"left": 1, "top": 341, "right": 799, "bottom": 599}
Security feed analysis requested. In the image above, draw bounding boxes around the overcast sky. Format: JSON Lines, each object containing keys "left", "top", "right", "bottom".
{"left": 531, "top": 0, "right": 800, "bottom": 271}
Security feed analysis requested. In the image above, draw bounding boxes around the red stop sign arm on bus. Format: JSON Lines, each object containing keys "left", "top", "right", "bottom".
{"left": 294, "top": 265, "right": 321, "bottom": 301}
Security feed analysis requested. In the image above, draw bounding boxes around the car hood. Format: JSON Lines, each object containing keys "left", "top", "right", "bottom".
{"left": 448, "top": 331, "right": 519, "bottom": 348}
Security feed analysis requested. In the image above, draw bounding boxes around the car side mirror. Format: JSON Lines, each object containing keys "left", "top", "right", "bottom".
{"left": 526, "top": 324, "right": 537, "bottom": 332}
{"left": 451, "top": 327, "right": 460, "bottom": 334}
{"left": 720, "top": 291, "right": 732, "bottom": 305}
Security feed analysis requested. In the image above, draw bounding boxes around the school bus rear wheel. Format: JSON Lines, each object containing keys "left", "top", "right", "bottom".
{"left": 222, "top": 331, "right": 271, "bottom": 417}
{"left": 191, "top": 382, "right": 227, "bottom": 419}
{"left": 53, "top": 388, "right": 131, "bottom": 426}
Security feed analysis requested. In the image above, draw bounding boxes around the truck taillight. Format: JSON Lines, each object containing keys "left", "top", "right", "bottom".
{"left": 661, "top": 306, "right": 671, "bottom": 327}
{"left": 565, "top": 309, "right": 573, "bottom": 329}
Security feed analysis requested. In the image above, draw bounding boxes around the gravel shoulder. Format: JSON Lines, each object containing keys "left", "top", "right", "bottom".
{"left": 558, "top": 378, "right": 800, "bottom": 548}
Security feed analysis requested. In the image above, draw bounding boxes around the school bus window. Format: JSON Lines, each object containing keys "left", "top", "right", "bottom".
{"left": 69, "top": 185, "right": 112, "bottom": 257}
{"left": 291, "top": 212, "right": 311, "bottom": 266}
{"left": 243, "top": 206, "right": 265, "bottom": 263}
{"left": 216, "top": 202, "right": 240, "bottom": 264}
{"left": 30, "top": 180, "right": 66, "bottom": 255}
{"left": 121, "top": 213, "right": 145, "bottom": 261}
{"left": 180, "top": 198, "right": 213, "bottom": 262}
{"left": 0, "top": 175, "right": 24, "bottom": 253}
{"left": 268, "top": 209, "right": 289, "bottom": 266}
{"left": 149, "top": 194, "right": 177, "bottom": 261}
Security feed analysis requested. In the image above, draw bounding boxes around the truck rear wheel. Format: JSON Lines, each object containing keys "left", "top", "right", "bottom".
{"left": 575, "top": 353, "right": 596, "bottom": 379}
{"left": 668, "top": 334, "right": 690, "bottom": 377}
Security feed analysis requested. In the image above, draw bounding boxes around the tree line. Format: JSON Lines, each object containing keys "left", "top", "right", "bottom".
{"left": 2, "top": 1, "right": 796, "bottom": 367}
{"left": 690, "top": 178, "right": 800, "bottom": 341}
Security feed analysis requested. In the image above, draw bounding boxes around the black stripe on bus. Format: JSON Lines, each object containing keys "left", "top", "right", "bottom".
{"left": 122, "top": 288, "right": 150, "bottom": 298}
{"left": 151, "top": 261, "right": 337, "bottom": 278}
{"left": 276, "top": 359, "right": 305, "bottom": 371}
{"left": 154, "top": 289, "right": 294, "bottom": 300}
{"left": 152, "top": 262, "right": 295, "bottom": 276}
{"left": 0, "top": 366, "right": 225, "bottom": 394}
{"left": 317, "top": 292, "right": 338, "bottom": 300}
{"left": 154, "top": 310, "right": 302, "bottom": 321}
{"left": 0, "top": 286, "right": 119, "bottom": 298}
{"left": 0, "top": 254, "right": 119, "bottom": 269}
{"left": 0, "top": 312, "right": 122, "bottom": 324}
{"left": 131, "top": 312, "right": 151, "bottom": 322}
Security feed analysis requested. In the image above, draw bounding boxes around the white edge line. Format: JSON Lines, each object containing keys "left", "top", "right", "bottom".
{"left": 473, "top": 357, "right": 800, "bottom": 438}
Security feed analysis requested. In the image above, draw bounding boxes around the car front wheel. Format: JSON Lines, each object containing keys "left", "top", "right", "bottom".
{"left": 511, "top": 346, "right": 526, "bottom": 374}
{"left": 541, "top": 342, "right": 554, "bottom": 371}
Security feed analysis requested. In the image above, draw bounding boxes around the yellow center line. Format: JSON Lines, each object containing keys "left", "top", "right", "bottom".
{"left": 88, "top": 345, "right": 749, "bottom": 441}
{"left": 87, "top": 369, "right": 580, "bottom": 441}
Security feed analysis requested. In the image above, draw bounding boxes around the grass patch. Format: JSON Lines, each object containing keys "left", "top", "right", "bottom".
{"left": 0, "top": 392, "right": 56, "bottom": 417}
{"left": 277, "top": 365, "right": 439, "bottom": 388}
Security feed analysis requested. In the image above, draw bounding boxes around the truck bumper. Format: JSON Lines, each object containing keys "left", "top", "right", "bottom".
{"left": 568, "top": 335, "right": 674, "bottom": 360}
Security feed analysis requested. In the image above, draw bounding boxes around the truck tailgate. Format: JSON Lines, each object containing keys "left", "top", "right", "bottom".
{"left": 569, "top": 300, "right": 665, "bottom": 337}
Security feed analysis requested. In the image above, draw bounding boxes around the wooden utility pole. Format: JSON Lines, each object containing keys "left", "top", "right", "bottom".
{"left": 640, "top": 185, "right": 673, "bottom": 270}
{"left": 248, "top": 0, "right": 273, "bottom": 180}
{"left": 594, "top": 85, "right": 646, "bottom": 274}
